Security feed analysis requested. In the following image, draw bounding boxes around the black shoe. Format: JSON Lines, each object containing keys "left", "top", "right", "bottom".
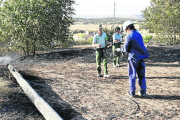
{"left": 97, "top": 74, "right": 103, "bottom": 77}
{"left": 139, "top": 91, "right": 146, "bottom": 97}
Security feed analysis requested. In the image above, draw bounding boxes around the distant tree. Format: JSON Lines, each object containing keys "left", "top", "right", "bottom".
{"left": 142, "top": 0, "right": 180, "bottom": 45}
{"left": 103, "top": 27, "right": 114, "bottom": 43}
{"left": 0, "top": 0, "right": 75, "bottom": 55}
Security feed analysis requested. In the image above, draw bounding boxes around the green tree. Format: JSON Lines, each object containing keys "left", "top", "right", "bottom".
{"left": 103, "top": 27, "right": 114, "bottom": 43}
{"left": 0, "top": 0, "right": 75, "bottom": 55}
{"left": 142, "top": 0, "right": 180, "bottom": 45}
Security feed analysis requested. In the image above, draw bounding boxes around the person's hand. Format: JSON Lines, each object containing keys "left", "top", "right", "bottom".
{"left": 97, "top": 44, "right": 101, "bottom": 47}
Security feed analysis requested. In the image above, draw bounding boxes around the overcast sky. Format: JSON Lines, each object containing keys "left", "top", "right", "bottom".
{"left": 73, "top": 0, "right": 151, "bottom": 18}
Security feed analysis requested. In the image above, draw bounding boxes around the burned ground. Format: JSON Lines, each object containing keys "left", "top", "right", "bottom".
{"left": 0, "top": 44, "right": 180, "bottom": 120}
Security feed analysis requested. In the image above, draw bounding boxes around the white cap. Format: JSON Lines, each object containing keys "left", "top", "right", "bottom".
{"left": 123, "top": 21, "right": 133, "bottom": 31}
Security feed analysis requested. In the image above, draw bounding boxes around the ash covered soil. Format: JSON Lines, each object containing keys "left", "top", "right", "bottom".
{"left": 0, "top": 44, "right": 180, "bottom": 120}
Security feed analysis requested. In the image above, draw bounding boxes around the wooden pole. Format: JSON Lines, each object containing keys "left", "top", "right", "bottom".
{"left": 8, "top": 64, "right": 63, "bottom": 120}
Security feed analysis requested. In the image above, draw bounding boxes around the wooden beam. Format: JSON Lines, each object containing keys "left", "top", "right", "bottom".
{"left": 8, "top": 64, "right": 63, "bottom": 120}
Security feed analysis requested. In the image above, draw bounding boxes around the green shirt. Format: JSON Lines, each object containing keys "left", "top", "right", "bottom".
{"left": 93, "top": 32, "right": 108, "bottom": 48}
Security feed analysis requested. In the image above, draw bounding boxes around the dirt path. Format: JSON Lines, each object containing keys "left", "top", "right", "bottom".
{"left": 0, "top": 44, "right": 180, "bottom": 120}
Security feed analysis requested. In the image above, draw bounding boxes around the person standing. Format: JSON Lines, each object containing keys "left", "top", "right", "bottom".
{"left": 92, "top": 24, "right": 112, "bottom": 78}
{"left": 122, "top": 21, "right": 149, "bottom": 97}
{"left": 112, "top": 27, "right": 124, "bottom": 67}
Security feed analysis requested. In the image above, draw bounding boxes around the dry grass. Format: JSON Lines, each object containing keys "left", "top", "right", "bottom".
{"left": 70, "top": 23, "right": 153, "bottom": 37}
{"left": 0, "top": 78, "right": 11, "bottom": 97}
{"left": 70, "top": 24, "right": 121, "bottom": 31}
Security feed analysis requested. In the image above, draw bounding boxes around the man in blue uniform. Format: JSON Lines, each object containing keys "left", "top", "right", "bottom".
{"left": 122, "top": 21, "right": 149, "bottom": 97}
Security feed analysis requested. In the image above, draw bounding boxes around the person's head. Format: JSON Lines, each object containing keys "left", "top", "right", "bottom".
{"left": 123, "top": 21, "right": 136, "bottom": 33}
{"left": 98, "top": 24, "right": 103, "bottom": 33}
{"left": 115, "top": 27, "right": 120, "bottom": 33}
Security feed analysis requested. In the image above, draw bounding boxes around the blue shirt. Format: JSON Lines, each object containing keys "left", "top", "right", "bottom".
{"left": 123, "top": 30, "right": 149, "bottom": 60}
{"left": 113, "top": 33, "right": 122, "bottom": 43}
{"left": 93, "top": 32, "right": 108, "bottom": 48}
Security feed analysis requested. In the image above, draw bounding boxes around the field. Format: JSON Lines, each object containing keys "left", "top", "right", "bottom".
{"left": 70, "top": 24, "right": 114, "bottom": 31}
{"left": 0, "top": 44, "right": 180, "bottom": 120}
{"left": 70, "top": 23, "right": 150, "bottom": 37}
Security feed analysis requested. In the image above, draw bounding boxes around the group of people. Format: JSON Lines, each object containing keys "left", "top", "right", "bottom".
{"left": 92, "top": 21, "right": 149, "bottom": 97}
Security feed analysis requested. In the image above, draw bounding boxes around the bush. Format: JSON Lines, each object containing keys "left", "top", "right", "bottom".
{"left": 75, "top": 40, "right": 89, "bottom": 45}
{"left": 73, "top": 37, "right": 93, "bottom": 45}
{"left": 75, "top": 33, "right": 84, "bottom": 38}
{"left": 143, "top": 35, "right": 153, "bottom": 43}
{"left": 88, "top": 38, "right": 93, "bottom": 44}
{"left": 103, "top": 28, "right": 114, "bottom": 43}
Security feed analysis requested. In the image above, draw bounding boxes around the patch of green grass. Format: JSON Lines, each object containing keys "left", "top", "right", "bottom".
{"left": 143, "top": 35, "right": 153, "bottom": 43}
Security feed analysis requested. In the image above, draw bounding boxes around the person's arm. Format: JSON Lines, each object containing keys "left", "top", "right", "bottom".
{"left": 122, "top": 36, "right": 130, "bottom": 53}
{"left": 92, "top": 35, "right": 101, "bottom": 48}
{"left": 114, "top": 39, "right": 121, "bottom": 42}
{"left": 113, "top": 33, "right": 119, "bottom": 43}
{"left": 92, "top": 43, "right": 101, "bottom": 47}
{"left": 114, "top": 34, "right": 124, "bottom": 43}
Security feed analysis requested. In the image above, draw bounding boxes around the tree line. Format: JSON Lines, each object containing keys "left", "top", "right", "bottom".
{"left": 0, "top": 0, "right": 179, "bottom": 56}
{"left": 73, "top": 17, "right": 144, "bottom": 25}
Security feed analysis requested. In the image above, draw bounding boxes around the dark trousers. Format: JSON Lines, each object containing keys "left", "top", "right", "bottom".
{"left": 113, "top": 44, "right": 120, "bottom": 65}
{"left": 96, "top": 48, "right": 108, "bottom": 75}
{"left": 128, "top": 58, "right": 147, "bottom": 95}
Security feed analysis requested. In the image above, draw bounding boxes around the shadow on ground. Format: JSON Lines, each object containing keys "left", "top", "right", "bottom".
{"left": 136, "top": 95, "right": 180, "bottom": 100}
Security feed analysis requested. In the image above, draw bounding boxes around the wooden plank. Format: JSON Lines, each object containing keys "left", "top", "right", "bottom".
{"left": 8, "top": 64, "right": 63, "bottom": 120}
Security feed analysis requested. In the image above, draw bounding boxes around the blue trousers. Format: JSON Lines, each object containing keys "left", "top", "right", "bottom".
{"left": 128, "top": 58, "right": 147, "bottom": 95}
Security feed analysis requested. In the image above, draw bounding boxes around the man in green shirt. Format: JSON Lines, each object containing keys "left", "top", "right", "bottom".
{"left": 92, "top": 24, "right": 112, "bottom": 78}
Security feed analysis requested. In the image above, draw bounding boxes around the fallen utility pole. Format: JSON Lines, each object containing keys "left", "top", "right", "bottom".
{"left": 8, "top": 64, "right": 63, "bottom": 120}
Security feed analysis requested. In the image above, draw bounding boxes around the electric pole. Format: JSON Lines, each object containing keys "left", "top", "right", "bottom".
{"left": 113, "top": 2, "right": 115, "bottom": 30}
{"left": 113, "top": 2, "right": 117, "bottom": 30}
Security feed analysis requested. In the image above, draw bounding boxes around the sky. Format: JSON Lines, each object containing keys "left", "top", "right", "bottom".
{"left": 73, "top": 0, "right": 151, "bottom": 18}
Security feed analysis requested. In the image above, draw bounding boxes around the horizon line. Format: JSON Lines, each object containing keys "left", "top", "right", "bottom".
{"left": 72, "top": 15, "right": 144, "bottom": 19}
